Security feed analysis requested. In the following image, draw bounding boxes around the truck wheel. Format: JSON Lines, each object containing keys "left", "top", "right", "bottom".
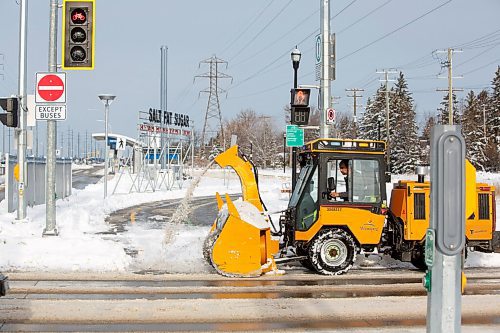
{"left": 308, "top": 228, "right": 357, "bottom": 275}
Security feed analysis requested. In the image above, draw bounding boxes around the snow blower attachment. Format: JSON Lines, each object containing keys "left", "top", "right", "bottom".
{"left": 203, "top": 145, "right": 280, "bottom": 277}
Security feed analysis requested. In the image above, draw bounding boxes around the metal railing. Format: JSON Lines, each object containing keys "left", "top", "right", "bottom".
{"left": 4, "top": 154, "right": 72, "bottom": 213}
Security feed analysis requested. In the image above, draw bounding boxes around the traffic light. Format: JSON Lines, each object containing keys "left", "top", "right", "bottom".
{"left": 62, "top": 0, "right": 95, "bottom": 70}
{"left": 0, "top": 97, "right": 19, "bottom": 128}
{"left": 290, "top": 88, "right": 310, "bottom": 125}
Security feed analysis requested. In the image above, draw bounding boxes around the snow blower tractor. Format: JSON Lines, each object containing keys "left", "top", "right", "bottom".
{"left": 204, "top": 138, "right": 500, "bottom": 276}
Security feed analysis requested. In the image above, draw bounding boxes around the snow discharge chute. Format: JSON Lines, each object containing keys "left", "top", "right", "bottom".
{"left": 203, "top": 145, "right": 280, "bottom": 277}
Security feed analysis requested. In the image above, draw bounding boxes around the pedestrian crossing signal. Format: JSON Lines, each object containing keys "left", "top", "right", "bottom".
{"left": 291, "top": 88, "right": 310, "bottom": 107}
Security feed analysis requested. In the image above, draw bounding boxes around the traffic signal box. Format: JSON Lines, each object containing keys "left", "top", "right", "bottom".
{"left": 290, "top": 88, "right": 311, "bottom": 126}
{"left": 62, "top": 0, "right": 95, "bottom": 70}
{"left": 0, "top": 97, "right": 19, "bottom": 128}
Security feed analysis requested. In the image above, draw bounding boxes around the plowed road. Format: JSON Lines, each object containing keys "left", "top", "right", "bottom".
{"left": 1, "top": 269, "right": 500, "bottom": 332}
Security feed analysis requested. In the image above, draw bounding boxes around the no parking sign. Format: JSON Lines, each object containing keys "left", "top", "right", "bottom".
{"left": 326, "top": 108, "right": 335, "bottom": 124}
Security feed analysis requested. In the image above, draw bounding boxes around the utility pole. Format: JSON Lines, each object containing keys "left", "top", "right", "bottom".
{"left": 16, "top": 0, "right": 28, "bottom": 220}
{"left": 437, "top": 48, "right": 463, "bottom": 125}
{"left": 319, "top": 0, "right": 333, "bottom": 138}
{"left": 376, "top": 69, "right": 397, "bottom": 172}
{"left": 345, "top": 89, "right": 363, "bottom": 137}
{"left": 43, "top": 0, "right": 58, "bottom": 236}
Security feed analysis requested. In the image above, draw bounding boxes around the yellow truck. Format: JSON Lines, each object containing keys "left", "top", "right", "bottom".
{"left": 204, "top": 138, "right": 500, "bottom": 276}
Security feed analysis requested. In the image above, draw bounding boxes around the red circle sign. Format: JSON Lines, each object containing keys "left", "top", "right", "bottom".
{"left": 327, "top": 108, "right": 335, "bottom": 121}
{"left": 37, "top": 74, "right": 64, "bottom": 102}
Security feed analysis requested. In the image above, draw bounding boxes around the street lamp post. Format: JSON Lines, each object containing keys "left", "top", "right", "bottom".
{"left": 98, "top": 94, "right": 116, "bottom": 199}
{"left": 291, "top": 47, "right": 301, "bottom": 191}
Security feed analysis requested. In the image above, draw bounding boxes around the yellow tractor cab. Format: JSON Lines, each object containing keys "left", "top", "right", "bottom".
{"left": 281, "top": 138, "right": 389, "bottom": 275}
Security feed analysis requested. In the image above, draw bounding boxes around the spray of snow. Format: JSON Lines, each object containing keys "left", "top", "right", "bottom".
{"left": 163, "top": 160, "right": 215, "bottom": 245}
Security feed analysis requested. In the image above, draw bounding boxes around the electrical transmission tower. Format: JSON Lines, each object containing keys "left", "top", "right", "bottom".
{"left": 195, "top": 55, "right": 232, "bottom": 155}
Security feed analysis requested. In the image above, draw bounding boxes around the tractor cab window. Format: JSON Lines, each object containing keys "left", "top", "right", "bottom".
{"left": 291, "top": 164, "right": 319, "bottom": 231}
{"left": 326, "top": 159, "right": 381, "bottom": 203}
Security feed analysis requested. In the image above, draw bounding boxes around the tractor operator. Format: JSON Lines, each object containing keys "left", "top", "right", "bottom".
{"left": 330, "top": 159, "right": 349, "bottom": 201}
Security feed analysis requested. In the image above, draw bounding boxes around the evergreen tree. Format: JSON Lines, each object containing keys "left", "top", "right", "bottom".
{"left": 334, "top": 112, "right": 356, "bottom": 139}
{"left": 359, "top": 86, "right": 385, "bottom": 141}
{"left": 461, "top": 90, "right": 487, "bottom": 170}
{"left": 487, "top": 66, "right": 500, "bottom": 169}
{"left": 437, "top": 93, "right": 460, "bottom": 125}
{"left": 419, "top": 114, "right": 436, "bottom": 165}
{"left": 388, "top": 72, "right": 419, "bottom": 174}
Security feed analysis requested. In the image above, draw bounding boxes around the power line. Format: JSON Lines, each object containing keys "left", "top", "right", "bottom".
{"left": 455, "top": 44, "right": 499, "bottom": 69}
{"left": 230, "top": 0, "right": 453, "bottom": 102}
{"left": 228, "top": 0, "right": 294, "bottom": 63}
{"left": 337, "top": 0, "right": 392, "bottom": 35}
{"left": 228, "top": 0, "right": 361, "bottom": 92}
{"left": 452, "top": 28, "right": 500, "bottom": 49}
{"left": 231, "top": 8, "right": 319, "bottom": 68}
{"left": 461, "top": 57, "right": 500, "bottom": 76}
{"left": 219, "top": 0, "right": 276, "bottom": 56}
{"left": 337, "top": 0, "right": 452, "bottom": 62}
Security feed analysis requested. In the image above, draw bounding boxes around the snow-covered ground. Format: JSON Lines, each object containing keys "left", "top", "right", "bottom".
{"left": 0, "top": 165, "right": 499, "bottom": 273}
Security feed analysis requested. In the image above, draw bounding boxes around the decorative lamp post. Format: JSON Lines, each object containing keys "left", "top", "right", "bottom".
{"left": 98, "top": 94, "right": 116, "bottom": 198}
{"left": 290, "top": 47, "right": 301, "bottom": 190}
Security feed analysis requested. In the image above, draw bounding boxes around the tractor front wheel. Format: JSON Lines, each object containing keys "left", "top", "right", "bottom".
{"left": 308, "top": 228, "right": 357, "bottom": 275}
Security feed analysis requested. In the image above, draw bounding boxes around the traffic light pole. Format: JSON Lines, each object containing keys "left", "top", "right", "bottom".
{"left": 425, "top": 125, "right": 465, "bottom": 332}
{"left": 16, "top": 0, "right": 28, "bottom": 220}
{"left": 43, "top": 0, "right": 58, "bottom": 236}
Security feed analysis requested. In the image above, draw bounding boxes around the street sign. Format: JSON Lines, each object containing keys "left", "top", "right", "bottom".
{"left": 326, "top": 108, "right": 335, "bottom": 124}
{"left": 286, "top": 125, "right": 304, "bottom": 147}
{"left": 315, "top": 34, "right": 322, "bottom": 81}
{"left": 35, "top": 72, "right": 66, "bottom": 103}
{"left": 35, "top": 105, "right": 66, "bottom": 120}
{"left": 117, "top": 136, "right": 126, "bottom": 150}
{"left": 315, "top": 34, "right": 322, "bottom": 64}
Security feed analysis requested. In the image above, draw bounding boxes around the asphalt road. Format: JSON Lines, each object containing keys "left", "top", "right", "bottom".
{"left": 1, "top": 270, "right": 500, "bottom": 332}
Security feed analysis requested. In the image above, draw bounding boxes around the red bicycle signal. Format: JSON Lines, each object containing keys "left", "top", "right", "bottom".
{"left": 71, "top": 8, "right": 87, "bottom": 24}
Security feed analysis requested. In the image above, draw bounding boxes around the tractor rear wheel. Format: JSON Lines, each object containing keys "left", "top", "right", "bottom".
{"left": 308, "top": 228, "right": 357, "bottom": 275}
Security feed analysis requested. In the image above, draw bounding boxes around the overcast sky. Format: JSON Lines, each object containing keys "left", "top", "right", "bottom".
{"left": 0, "top": 0, "right": 499, "bottom": 154}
